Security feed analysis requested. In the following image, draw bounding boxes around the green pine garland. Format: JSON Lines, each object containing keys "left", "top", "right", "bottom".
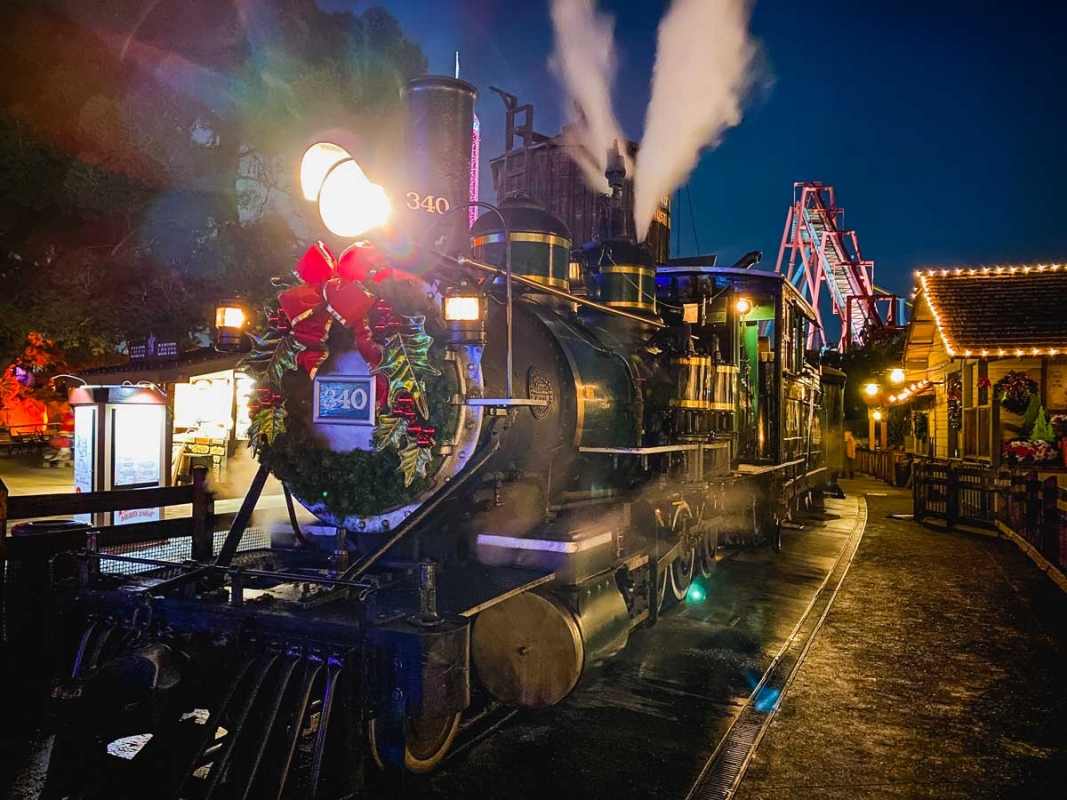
{"left": 249, "top": 277, "right": 459, "bottom": 521}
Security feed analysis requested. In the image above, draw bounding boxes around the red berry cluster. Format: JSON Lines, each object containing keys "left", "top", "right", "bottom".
{"left": 370, "top": 301, "right": 401, "bottom": 341}
{"left": 392, "top": 392, "right": 436, "bottom": 449}
{"left": 268, "top": 307, "right": 291, "bottom": 333}
{"left": 249, "top": 386, "right": 282, "bottom": 415}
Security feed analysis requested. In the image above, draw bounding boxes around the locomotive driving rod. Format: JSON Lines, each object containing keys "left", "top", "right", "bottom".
{"left": 444, "top": 253, "right": 667, "bottom": 330}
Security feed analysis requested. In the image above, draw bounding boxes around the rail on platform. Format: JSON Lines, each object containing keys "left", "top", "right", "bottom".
{"left": 912, "top": 458, "right": 1067, "bottom": 576}
{"left": 854, "top": 447, "right": 909, "bottom": 485}
{"left": 0, "top": 467, "right": 269, "bottom": 662}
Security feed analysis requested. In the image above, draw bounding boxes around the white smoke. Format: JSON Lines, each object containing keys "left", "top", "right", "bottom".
{"left": 633, "top": 0, "right": 757, "bottom": 241}
{"left": 548, "top": 0, "right": 631, "bottom": 194}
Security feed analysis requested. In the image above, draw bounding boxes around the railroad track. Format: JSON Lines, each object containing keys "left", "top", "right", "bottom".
{"left": 685, "top": 496, "right": 869, "bottom": 799}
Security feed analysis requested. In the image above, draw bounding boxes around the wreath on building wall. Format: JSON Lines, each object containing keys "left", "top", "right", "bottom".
{"left": 239, "top": 242, "right": 457, "bottom": 520}
{"left": 946, "top": 375, "right": 963, "bottom": 431}
{"left": 993, "top": 370, "right": 1038, "bottom": 415}
{"left": 913, "top": 411, "right": 929, "bottom": 442}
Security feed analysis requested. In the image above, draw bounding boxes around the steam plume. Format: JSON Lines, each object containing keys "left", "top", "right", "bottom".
{"left": 634, "top": 0, "right": 757, "bottom": 241}
{"left": 548, "top": 0, "right": 629, "bottom": 193}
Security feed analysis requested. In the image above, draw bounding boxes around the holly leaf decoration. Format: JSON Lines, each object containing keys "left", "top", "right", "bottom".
{"left": 372, "top": 412, "right": 409, "bottom": 453}
{"left": 371, "top": 315, "right": 441, "bottom": 417}
{"left": 249, "top": 330, "right": 284, "bottom": 348}
{"left": 248, "top": 405, "right": 288, "bottom": 454}
{"left": 398, "top": 441, "right": 433, "bottom": 487}
{"left": 269, "top": 335, "right": 306, "bottom": 384}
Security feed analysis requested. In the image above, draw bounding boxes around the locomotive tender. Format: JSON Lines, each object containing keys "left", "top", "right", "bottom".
{"left": 41, "top": 77, "right": 844, "bottom": 798}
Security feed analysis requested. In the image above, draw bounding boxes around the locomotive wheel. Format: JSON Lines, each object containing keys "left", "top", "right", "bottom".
{"left": 768, "top": 513, "right": 784, "bottom": 554}
{"left": 697, "top": 529, "right": 716, "bottom": 578}
{"left": 668, "top": 546, "right": 695, "bottom": 601}
{"left": 368, "top": 711, "right": 462, "bottom": 773}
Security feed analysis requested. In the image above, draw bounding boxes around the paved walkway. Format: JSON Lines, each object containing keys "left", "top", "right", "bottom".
{"left": 735, "top": 479, "right": 1067, "bottom": 800}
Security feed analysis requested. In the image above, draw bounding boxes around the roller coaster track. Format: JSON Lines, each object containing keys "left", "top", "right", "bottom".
{"left": 775, "top": 182, "right": 904, "bottom": 350}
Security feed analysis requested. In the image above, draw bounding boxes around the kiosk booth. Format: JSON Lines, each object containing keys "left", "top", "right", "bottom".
{"left": 69, "top": 385, "right": 169, "bottom": 527}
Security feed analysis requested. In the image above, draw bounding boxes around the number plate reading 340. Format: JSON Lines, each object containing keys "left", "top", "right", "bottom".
{"left": 314, "top": 377, "right": 376, "bottom": 425}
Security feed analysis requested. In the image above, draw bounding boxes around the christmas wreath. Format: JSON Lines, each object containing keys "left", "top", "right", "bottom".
{"left": 239, "top": 241, "right": 457, "bottom": 521}
{"left": 994, "top": 370, "right": 1038, "bottom": 415}
{"left": 947, "top": 375, "right": 963, "bottom": 431}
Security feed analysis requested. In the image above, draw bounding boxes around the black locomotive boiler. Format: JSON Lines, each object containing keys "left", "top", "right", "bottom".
{"left": 37, "top": 76, "right": 845, "bottom": 799}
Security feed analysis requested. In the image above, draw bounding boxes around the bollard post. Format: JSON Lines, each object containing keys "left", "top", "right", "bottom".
{"left": 190, "top": 466, "right": 213, "bottom": 562}
{"left": 1025, "top": 471, "right": 1041, "bottom": 546}
{"left": 1041, "top": 477, "right": 1059, "bottom": 565}
{"left": 946, "top": 463, "right": 958, "bottom": 529}
{"left": 0, "top": 474, "right": 8, "bottom": 558}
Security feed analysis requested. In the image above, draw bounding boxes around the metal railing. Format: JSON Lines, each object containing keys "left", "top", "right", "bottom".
{"left": 913, "top": 458, "right": 1066, "bottom": 574}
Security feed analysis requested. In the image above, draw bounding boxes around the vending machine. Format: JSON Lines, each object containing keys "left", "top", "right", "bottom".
{"left": 69, "top": 385, "right": 169, "bottom": 527}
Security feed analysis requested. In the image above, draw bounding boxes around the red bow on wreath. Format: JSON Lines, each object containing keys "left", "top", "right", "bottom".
{"left": 276, "top": 242, "right": 380, "bottom": 380}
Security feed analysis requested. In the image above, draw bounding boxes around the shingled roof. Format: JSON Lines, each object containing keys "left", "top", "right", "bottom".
{"left": 917, "top": 265, "right": 1067, "bottom": 357}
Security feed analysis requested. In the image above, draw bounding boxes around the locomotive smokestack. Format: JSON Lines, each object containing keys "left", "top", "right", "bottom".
{"left": 597, "top": 140, "right": 628, "bottom": 242}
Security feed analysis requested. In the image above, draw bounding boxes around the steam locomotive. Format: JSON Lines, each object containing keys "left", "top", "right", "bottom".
{"left": 39, "top": 77, "right": 844, "bottom": 798}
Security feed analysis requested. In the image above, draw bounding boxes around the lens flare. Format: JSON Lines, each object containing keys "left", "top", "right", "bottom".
{"left": 685, "top": 582, "right": 707, "bottom": 605}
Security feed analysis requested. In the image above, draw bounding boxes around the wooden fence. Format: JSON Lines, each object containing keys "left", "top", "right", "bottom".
{"left": 854, "top": 447, "right": 910, "bottom": 485}
{"left": 913, "top": 458, "right": 1067, "bottom": 574}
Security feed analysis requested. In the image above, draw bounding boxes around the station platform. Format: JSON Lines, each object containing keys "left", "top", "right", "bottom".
{"left": 734, "top": 479, "right": 1067, "bottom": 800}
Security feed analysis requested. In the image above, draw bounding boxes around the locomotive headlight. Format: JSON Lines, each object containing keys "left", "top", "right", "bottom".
{"left": 300, "top": 142, "right": 391, "bottom": 238}
{"left": 444, "top": 295, "right": 482, "bottom": 322}
{"left": 735, "top": 297, "right": 752, "bottom": 315}
{"left": 300, "top": 142, "right": 350, "bottom": 201}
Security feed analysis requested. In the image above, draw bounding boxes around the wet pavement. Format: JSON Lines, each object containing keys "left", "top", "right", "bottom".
{"left": 404, "top": 489, "right": 867, "bottom": 800}
{"left": 4, "top": 478, "right": 1065, "bottom": 799}
{"left": 733, "top": 481, "right": 1067, "bottom": 800}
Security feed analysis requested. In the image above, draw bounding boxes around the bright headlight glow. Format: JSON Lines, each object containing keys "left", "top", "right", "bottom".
{"left": 299, "top": 142, "right": 350, "bottom": 201}
{"left": 317, "top": 160, "right": 391, "bottom": 238}
{"left": 735, "top": 297, "right": 752, "bottom": 315}
{"left": 215, "top": 306, "right": 246, "bottom": 329}
{"left": 444, "top": 296, "right": 481, "bottom": 321}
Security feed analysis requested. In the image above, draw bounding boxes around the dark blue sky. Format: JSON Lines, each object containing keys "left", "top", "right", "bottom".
{"left": 331, "top": 0, "right": 1067, "bottom": 301}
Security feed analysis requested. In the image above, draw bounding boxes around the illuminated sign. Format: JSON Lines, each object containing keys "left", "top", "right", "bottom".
{"left": 314, "top": 376, "right": 376, "bottom": 425}
{"left": 111, "top": 404, "right": 165, "bottom": 525}
{"left": 73, "top": 405, "right": 96, "bottom": 524}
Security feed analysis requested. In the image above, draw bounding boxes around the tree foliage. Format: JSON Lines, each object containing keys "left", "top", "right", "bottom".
{"left": 0, "top": 0, "right": 426, "bottom": 374}
{"left": 821, "top": 330, "right": 907, "bottom": 422}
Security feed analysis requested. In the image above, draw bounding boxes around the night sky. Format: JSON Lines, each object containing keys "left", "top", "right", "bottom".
{"left": 328, "top": 0, "right": 1067, "bottom": 304}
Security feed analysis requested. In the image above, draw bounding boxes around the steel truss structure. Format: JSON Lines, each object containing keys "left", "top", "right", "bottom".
{"left": 775, "top": 182, "right": 903, "bottom": 350}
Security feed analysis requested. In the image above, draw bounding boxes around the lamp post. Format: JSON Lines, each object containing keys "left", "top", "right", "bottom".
{"left": 862, "top": 376, "right": 887, "bottom": 450}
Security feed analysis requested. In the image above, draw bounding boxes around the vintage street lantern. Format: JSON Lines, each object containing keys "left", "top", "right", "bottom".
{"left": 215, "top": 299, "right": 253, "bottom": 352}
